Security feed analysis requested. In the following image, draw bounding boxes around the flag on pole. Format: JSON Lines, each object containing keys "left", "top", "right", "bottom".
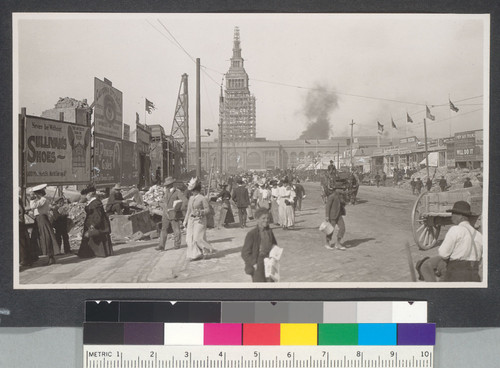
{"left": 449, "top": 99, "right": 459, "bottom": 112}
{"left": 145, "top": 99, "right": 156, "bottom": 114}
{"left": 391, "top": 117, "right": 397, "bottom": 129}
{"left": 426, "top": 105, "right": 435, "bottom": 121}
{"left": 136, "top": 112, "right": 140, "bottom": 125}
{"left": 305, "top": 140, "right": 311, "bottom": 144}
{"left": 377, "top": 121, "right": 384, "bottom": 135}
{"left": 406, "top": 112, "right": 413, "bottom": 123}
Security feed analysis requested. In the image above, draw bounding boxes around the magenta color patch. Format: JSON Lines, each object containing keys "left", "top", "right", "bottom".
{"left": 204, "top": 323, "right": 242, "bottom": 345}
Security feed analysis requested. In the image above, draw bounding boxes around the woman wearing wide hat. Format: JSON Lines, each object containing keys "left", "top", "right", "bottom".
{"left": 28, "top": 184, "right": 58, "bottom": 265}
{"left": 77, "top": 185, "right": 113, "bottom": 258}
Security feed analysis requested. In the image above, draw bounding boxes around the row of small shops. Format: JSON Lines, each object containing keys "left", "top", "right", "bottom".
{"left": 294, "top": 130, "right": 483, "bottom": 176}
{"left": 368, "top": 130, "right": 483, "bottom": 175}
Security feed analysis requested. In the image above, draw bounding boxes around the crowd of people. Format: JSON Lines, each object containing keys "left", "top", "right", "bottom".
{"left": 19, "top": 164, "right": 482, "bottom": 283}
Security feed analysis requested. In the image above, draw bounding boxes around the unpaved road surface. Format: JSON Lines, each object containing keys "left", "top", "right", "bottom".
{"left": 19, "top": 182, "right": 441, "bottom": 285}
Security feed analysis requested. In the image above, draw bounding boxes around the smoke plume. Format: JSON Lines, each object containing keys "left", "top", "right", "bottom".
{"left": 298, "top": 84, "right": 339, "bottom": 139}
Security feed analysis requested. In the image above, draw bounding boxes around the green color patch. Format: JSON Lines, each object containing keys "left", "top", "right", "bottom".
{"left": 318, "top": 324, "right": 358, "bottom": 345}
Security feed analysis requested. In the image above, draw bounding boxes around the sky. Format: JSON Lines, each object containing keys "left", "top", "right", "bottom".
{"left": 14, "top": 13, "right": 488, "bottom": 142}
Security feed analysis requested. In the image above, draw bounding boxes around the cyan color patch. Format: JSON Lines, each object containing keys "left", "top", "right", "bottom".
{"left": 358, "top": 324, "right": 397, "bottom": 345}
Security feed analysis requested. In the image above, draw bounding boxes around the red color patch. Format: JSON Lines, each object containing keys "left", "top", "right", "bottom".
{"left": 243, "top": 323, "right": 281, "bottom": 345}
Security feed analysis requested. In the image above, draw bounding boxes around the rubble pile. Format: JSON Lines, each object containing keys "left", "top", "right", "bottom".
{"left": 399, "top": 167, "right": 482, "bottom": 192}
{"left": 64, "top": 202, "right": 87, "bottom": 239}
{"left": 142, "top": 185, "right": 165, "bottom": 216}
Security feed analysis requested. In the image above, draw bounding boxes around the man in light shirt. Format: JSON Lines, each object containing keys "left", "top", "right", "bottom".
{"left": 417, "top": 201, "right": 482, "bottom": 282}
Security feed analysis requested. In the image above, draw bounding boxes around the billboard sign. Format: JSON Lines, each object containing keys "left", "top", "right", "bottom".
{"left": 94, "top": 77, "right": 123, "bottom": 139}
{"left": 24, "top": 116, "right": 91, "bottom": 185}
{"left": 454, "top": 130, "right": 481, "bottom": 161}
{"left": 121, "top": 140, "right": 139, "bottom": 186}
{"left": 94, "top": 135, "right": 122, "bottom": 185}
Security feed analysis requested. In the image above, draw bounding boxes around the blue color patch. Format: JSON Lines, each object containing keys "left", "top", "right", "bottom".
{"left": 358, "top": 324, "right": 397, "bottom": 345}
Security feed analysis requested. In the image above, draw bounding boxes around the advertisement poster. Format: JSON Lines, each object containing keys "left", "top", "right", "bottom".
{"left": 94, "top": 77, "right": 123, "bottom": 139}
{"left": 94, "top": 135, "right": 122, "bottom": 185}
{"left": 24, "top": 115, "right": 91, "bottom": 185}
{"left": 121, "top": 140, "right": 139, "bottom": 186}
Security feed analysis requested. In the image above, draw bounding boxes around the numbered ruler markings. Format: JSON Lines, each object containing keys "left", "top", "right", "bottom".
{"left": 84, "top": 346, "right": 433, "bottom": 368}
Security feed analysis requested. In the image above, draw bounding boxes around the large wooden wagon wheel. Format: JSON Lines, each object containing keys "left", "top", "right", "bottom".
{"left": 412, "top": 192, "right": 441, "bottom": 250}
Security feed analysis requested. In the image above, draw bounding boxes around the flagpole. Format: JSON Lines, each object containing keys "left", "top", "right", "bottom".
{"left": 144, "top": 99, "right": 147, "bottom": 127}
{"left": 423, "top": 118, "right": 430, "bottom": 179}
{"left": 448, "top": 94, "right": 452, "bottom": 137}
{"left": 405, "top": 112, "right": 408, "bottom": 138}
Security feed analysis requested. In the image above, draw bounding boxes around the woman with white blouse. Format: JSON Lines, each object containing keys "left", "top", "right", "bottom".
{"left": 183, "top": 178, "right": 216, "bottom": 261}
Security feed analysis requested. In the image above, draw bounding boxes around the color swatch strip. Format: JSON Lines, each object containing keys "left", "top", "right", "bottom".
{"left": 84, "top": 323, "right": 435, "bottom": 346}
{"left": 85, "top": 301, "right": 427, "bottom": 323}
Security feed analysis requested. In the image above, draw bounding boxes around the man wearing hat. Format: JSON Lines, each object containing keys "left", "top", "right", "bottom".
{"left": 156, "top": 177, "right": 187, "bottom": 251}
{"left": 51, "top": 196, "right": 71, "bottom": 254}
{"left": 324, "top": 186, "right": 346, "bottom": 250}
{"left": 417, "top": 201, "right": 482, "bottom": 282}
{"left": 232, "top": 178, "right": 250, "bottom": 228}
{"left": 106, "top": 183, "right": 129, "bottom": 215}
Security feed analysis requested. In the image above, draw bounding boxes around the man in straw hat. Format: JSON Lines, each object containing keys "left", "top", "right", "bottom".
{"left": 417, "top": 200, "right": 483, "bottom": 282}
{"left": 156, "top": 177, "right": 187, "bottom": 251}
{"left": 105, "top": 183, "right": 129, "bottom": 215}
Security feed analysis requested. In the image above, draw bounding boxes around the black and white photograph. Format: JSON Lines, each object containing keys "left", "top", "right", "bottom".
{"left": 13, "top": 13, "right": 489, "bottom": 289}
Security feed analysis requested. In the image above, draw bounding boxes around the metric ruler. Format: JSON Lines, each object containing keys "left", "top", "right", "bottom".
{"left": 83, "top": 345, "right": 433, "bottom": 368}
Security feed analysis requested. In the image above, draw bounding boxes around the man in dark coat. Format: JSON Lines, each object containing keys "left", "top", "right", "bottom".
{"left": 156, "top": 177, "right": 187, "bottom": 251}
{"left": 77, "top": 186, "right": 113, "bottom": 258}
{"left": 293, "top": 179, "right": 305, "bottom": 211}
{"left": 426, "top": 177, "right": 433, "bottom": 192}
{"left": 241, "top": 208, "right": 277, "bottom": 282}
{"left": 375, "top": 173, "right": 381, "bottom": 187}
{"left": 410, "top": 178, "right": 416, "bottom": 195}
{"left": 439, "top": 176, "right": 448, "bottom": 192}
{"left": 415, "top": 178, "right": 423, "bottom": 194}
{"left": 106, "top": 183, "right": 129, "bottom": 215}
{"left": 324, "top": 187, "right": 346, "bottom": 250}
{"left": 232, "top": 179, "right": 250, "bottom": 228}
{"left": 51, "top": 197, "right": 71, "bottom": 254}
{"left": 464, "top": 177, "right": 473, "bottom": 188}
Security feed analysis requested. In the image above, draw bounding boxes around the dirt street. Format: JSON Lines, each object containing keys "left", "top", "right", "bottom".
{"left": 19, "top": 182, "right": 440, "bottom": 286}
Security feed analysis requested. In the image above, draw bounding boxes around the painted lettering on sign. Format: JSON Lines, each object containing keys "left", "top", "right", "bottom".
{"left": 24, "top": 116, "right": 91, "bottom": 185}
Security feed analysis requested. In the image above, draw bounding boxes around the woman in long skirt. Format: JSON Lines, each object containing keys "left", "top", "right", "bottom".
{"left": 19, "top": 196, "right": 38, "bottom": 267}
{"left": 216, "top": 184, "right": 235, "bottom": 228}
{"left": 77, "top": 186, "right": 113, "bottom": 258}
{"left": 283, "top": 183, "right": 296, "bottom": 229}
{"left": 29, "top": 184, "right": 57, "bottom": 265}
{"left": 277, "top": 181, "right": 287, "bottom": 228}
{"left": 184, "top": 179, "right": 216, "bottom": 260}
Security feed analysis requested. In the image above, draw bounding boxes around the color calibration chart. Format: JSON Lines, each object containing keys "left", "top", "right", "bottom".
{"left": 83, "top": 301, "right": 434, "bottom": 368}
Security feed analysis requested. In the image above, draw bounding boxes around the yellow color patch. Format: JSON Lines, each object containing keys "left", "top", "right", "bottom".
{"left": 280, "top": 324, "right": 318, "bottom": 345}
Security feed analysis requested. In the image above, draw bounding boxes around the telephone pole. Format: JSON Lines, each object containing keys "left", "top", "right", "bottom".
{"left": 350, "top": 120, "right": 355, "bottom": 170}
{"left": 196, "top": 58, "right": 201, "bottom": 178}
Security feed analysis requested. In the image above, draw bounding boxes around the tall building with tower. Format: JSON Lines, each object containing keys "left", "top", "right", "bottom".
{"left": 220, "top": 27, "right": 256, "bottom": 142}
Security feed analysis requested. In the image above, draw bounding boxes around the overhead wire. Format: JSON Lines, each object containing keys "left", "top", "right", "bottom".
{"left": 145, "top": 20, "right": 485, "bottom": 140}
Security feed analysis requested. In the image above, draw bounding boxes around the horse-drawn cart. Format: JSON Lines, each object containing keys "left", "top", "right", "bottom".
{"left": 411, "top": 186, "right": 482, "bottom": 250}
{"left": 320, "top": 171, "right": 352, "bottom": 203}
